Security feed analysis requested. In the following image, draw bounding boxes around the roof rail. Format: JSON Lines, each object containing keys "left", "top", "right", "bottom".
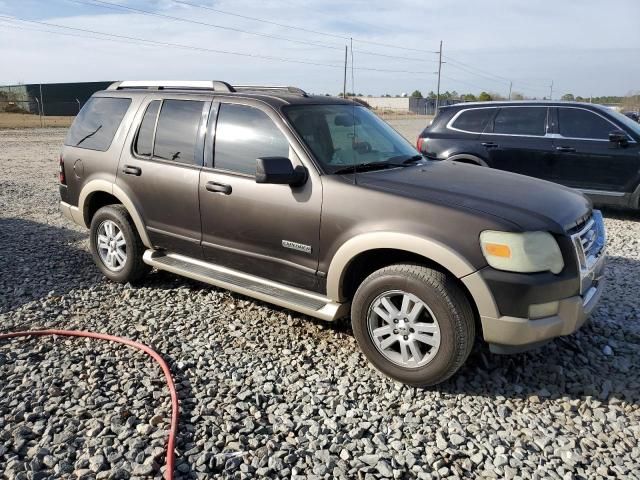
{"left": 107, "top": 80, "right": 235, "bottom": 92}
{"left": 233, "top": 85, "right": 309, "bottom": 97}
{"left": 105, "top": 81, "right": 309, "bottom": 97}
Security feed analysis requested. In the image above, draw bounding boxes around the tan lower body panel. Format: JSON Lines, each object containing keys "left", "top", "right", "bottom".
{"left": 480, "top": 278, "right": 604, "bottom": 348}
{"left": 60, "top": 201, "right": 85, "bottom": 227}
{"left": 143, "top": 250, "right": 349, "bottom": 321}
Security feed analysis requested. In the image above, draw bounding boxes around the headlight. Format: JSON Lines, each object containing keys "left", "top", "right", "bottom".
{"left": 480, "top": 231, "right": 564, "bottom": 274}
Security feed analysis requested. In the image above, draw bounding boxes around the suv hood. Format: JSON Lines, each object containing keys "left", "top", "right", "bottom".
{"left": 355, "top": 160, "right": 591, "bottom": 233}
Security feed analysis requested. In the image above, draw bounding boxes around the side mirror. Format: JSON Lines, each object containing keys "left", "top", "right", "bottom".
{"left": 609, "top": 130, "right": 628, "bottom": 146}
{"left": 256, "top": 157, "right": 307, "bottom": 186}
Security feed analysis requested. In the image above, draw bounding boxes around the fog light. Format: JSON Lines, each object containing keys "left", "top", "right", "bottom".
{"left": 528, "top": 301, "right": 559, "bottom": 319}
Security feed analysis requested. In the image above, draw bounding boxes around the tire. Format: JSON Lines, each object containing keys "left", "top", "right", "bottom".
{"left": 89, "top": 205, "right": 150, "bottom": 284}
{"left": 351, "top": 264, "right": 475, "bottom": 387}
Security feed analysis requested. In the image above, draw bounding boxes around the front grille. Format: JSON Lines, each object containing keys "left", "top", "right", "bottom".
{"left": 571, "top": 210, "right": 606, "bottom": 293}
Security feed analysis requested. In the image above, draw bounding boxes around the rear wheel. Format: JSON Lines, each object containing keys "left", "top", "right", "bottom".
{"left": 89, "top": 205, "right": 150, "bottom": 284}
{"left": 351, "top": 264, "right": 475, "bottom": 386}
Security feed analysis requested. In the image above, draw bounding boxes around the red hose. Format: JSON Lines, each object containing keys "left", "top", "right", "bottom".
{"left": 0, "top": 329, "right": 178, "bottom": 480}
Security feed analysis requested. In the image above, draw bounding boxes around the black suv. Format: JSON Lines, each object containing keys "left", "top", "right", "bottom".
{"left": 418, "top": 101, "right": 640, "bottom": 209}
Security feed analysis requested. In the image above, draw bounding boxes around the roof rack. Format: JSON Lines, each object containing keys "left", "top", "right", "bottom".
{"left": 107, "top": 80, "right": 235, "bottom": 92}
{"left": 233, "top": 85, "right": 308, "bottom": 97}
{"left": 106, "top": 81, "right": 309, "bottom": 97}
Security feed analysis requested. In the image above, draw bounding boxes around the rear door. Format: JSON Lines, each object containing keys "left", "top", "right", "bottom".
{"left": 438, "top": 107, "right": 495, "bottom": 160}
{"left": 198, "top": 99, "right": 323, "bottom": 292}
{"left": 116, "top": 95, "right": 210, "bottom": 257}
{"left": 551, "top": 106, "right": 639, "bottom": 193}
{"left": 482, "top": 106, "right": 555, "bottom": 180}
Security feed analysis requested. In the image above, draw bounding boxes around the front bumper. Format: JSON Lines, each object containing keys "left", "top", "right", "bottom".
{"left": 462, "top": 252, "right": 606, "bottom": 353}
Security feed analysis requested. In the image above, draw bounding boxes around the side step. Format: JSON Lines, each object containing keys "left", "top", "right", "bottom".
{"left": 143, "top": 250, "right": 348, "bottom": 321}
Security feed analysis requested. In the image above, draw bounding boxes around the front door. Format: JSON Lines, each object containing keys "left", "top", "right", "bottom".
{"left": 483, "top": 106, "right": 555, "bottom": 181}
{"left": 199, "top": 100, "right": 322, "bottom": 292}
{"left": 550, "top": 106, "right": 640, "bottom": 192}
{"left": 117, "top": 95, "right": 211, "bottom": 257}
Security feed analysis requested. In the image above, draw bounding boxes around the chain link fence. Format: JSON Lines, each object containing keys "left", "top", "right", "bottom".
{"left": 373, "top": 107, "right": 434, "bottom": 122}
{"left": 0, "top": 100, "right": 80, "bottom": 128}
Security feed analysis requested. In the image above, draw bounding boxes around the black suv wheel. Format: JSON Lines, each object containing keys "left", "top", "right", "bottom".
{"left": 89, "top": 205, "right": 150, "bottom": 284}
{"left": 351, "top": 264, "right": 475, "bottom": 386}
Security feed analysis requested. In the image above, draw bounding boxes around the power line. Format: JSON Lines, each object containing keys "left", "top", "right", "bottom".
{"left": 70, "top": 0, "right": 344, "bottom": 51}
{"left": 445, "top": 55, "right": 552, "bottom": 90}
{"left": 443, "top": 61, "right": 510, "bottom": 87}
{"left": 170, "top": 0, "right": 436, "bottom": 54}
{"left": 0, "top": 15, "right": 439, "bottom": 76}
{"left": 172, "top": 0, "right": 350, "bottom": 40}
{"left": 443, "top": 56, "right": 511, "bottom": 83}
{"left": 70, "top": 0, "right": 437, "bottom": 64}
{"left": 439, "top": 74, "right": 494, "bottom": 93}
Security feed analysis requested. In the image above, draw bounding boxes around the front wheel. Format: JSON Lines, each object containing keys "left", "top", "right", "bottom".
{"left": 351, "top": 264, "right": 475, "bottom": 387}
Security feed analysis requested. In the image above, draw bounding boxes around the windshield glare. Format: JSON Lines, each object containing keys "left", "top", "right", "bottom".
{"left": 284, "top": 104, "right": 419, "bottom": 173}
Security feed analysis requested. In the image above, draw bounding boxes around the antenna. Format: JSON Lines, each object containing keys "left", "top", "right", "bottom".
{"left": 350, "top": 37, "right": 357, "bottom": 185}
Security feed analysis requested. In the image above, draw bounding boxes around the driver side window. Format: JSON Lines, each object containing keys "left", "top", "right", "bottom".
{"left": 214, "top": 103, "right": 290, "bottom": 176}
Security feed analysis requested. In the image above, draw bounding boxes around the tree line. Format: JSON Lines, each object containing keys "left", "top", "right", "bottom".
{"left": 337, "top": 90, "right": 639, "bottom": 110}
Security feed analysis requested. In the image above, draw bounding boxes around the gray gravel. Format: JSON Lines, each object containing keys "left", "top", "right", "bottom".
{"left": 1, "top": 127, "right": 640, "bottom": 479}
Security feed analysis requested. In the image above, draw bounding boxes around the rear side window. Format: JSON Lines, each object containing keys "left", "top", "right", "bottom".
{"left": 154, "top": 100, "right": 205, "bottom": 165}
{"left": 134, "top": 100, "right": 160, "bottom": 157}
{"left": 450, "top": 108, "right": 494, "bottom": 133}
{"left": 493, "top": 107, "right": 548, "bottom": 136}
{"left": 214, "top": 103, "right": 289, "bottom": 176}
{"left": 65, "top": 97, "right": 131, "bottom": 151}
{"left": 558, "top": 108, "right": 613, "bottom": 140}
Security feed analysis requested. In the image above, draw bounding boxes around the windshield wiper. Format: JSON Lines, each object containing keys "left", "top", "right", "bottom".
{"left": 332, "top": 162, "right": 400, "bottom": 175}
{"left": 75, "top": 125, "right": 102, "bottom": 147}
{"left": 387, "top": 154, "right": 424, "bottom": 165}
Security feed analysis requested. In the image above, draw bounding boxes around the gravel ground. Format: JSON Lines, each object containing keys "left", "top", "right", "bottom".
{"left": 1, "top": 127, "right": 639, "bottom": 480}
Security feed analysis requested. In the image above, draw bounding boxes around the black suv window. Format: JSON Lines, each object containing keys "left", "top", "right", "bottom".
{"left": 451, "top": 108, "right": 494, "bottom": 133}
{"left": 214, "top": 103, "right": 289, "bottom": 176}
{"left": 558, "top": 108, "right": 613, "bottom": 140}
{"left": 154, "top": 100, "right": 205, "bottom": 165}
{"left": 134, "top": 100, "right": 160, "bottom": 157}
{"left": 65, "top": 97, "right": 131, "bottom": 151}
{"left": 493, "top": 107, "right": 547, "bottom": 136}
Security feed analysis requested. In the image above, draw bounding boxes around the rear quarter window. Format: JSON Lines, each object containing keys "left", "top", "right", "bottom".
{"left": 65, "top": 97, "right": 131, "bottom": 151}
{"left": 450, "top": 108, "right": 494, "bottom": 133}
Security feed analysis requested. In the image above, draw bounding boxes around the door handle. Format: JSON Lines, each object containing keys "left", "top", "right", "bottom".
{"left": 481, "top": 142, "right": 498, "bottom": 148}
{"left": 555, "top": 146, "right": 576, "bottom": 153}
{"left": 206, "top": 181, "right": 232, "bottom": 195}
{"left": 122, "top": 165, "right": 142, "bottom": 176}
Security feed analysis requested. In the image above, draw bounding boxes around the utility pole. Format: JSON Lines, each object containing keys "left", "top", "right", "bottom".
{"left": 342, "top": 45, "right": 348, "bottom": 99}
{"left": 549, "top": 80, "right": 553, "bottom": 101}
{"left": 508, "top": 81, "right": 513, "bottom": 100}
{"left": 435, "top": 40, "right": 442, "bottom": 115}
{"left": 39, "top": 83, "right": 45, "bottom": 117}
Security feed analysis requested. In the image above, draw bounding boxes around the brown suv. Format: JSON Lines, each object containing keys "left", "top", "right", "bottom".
{"left": 59, "top": 81, "right": 606, "bottom": 386}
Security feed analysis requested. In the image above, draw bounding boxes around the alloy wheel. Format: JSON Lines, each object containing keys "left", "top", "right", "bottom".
{"left": 96, "top": 220, "right": 127, "bottom": 272}
{"left": 367, "top": 290, "right": 441, "bottom": 368}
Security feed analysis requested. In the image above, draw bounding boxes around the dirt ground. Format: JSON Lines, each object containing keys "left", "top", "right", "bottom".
{"left": 0, "top": 113, "right": 74, "bottom": 129}
{"left": 2, "top": 127, "right": 640, "bottom": 479}
{"left": 386, "top": 117, "right": 432, "bottom": 142}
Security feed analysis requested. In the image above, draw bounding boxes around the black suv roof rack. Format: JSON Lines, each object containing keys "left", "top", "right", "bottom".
{"left": 233, "top": 85, "right": 309, "bottom": 97}
{"left": 107, "top": 81, "right": 308, "bottom": 97}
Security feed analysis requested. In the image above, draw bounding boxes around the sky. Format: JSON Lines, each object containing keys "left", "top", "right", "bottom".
{"left": 0, "top": 0, "right": 639, "bottom": 98}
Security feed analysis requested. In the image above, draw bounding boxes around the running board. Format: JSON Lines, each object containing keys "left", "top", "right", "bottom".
{"left": 143, "top": 250, "right": 348, "bottom": 321}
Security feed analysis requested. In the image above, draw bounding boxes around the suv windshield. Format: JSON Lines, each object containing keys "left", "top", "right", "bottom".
{"left": 606, "top": 108, "right": 640, "bottom": 137}
{"left": 284, "top": 104, "right": 419, "bottom": 173}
